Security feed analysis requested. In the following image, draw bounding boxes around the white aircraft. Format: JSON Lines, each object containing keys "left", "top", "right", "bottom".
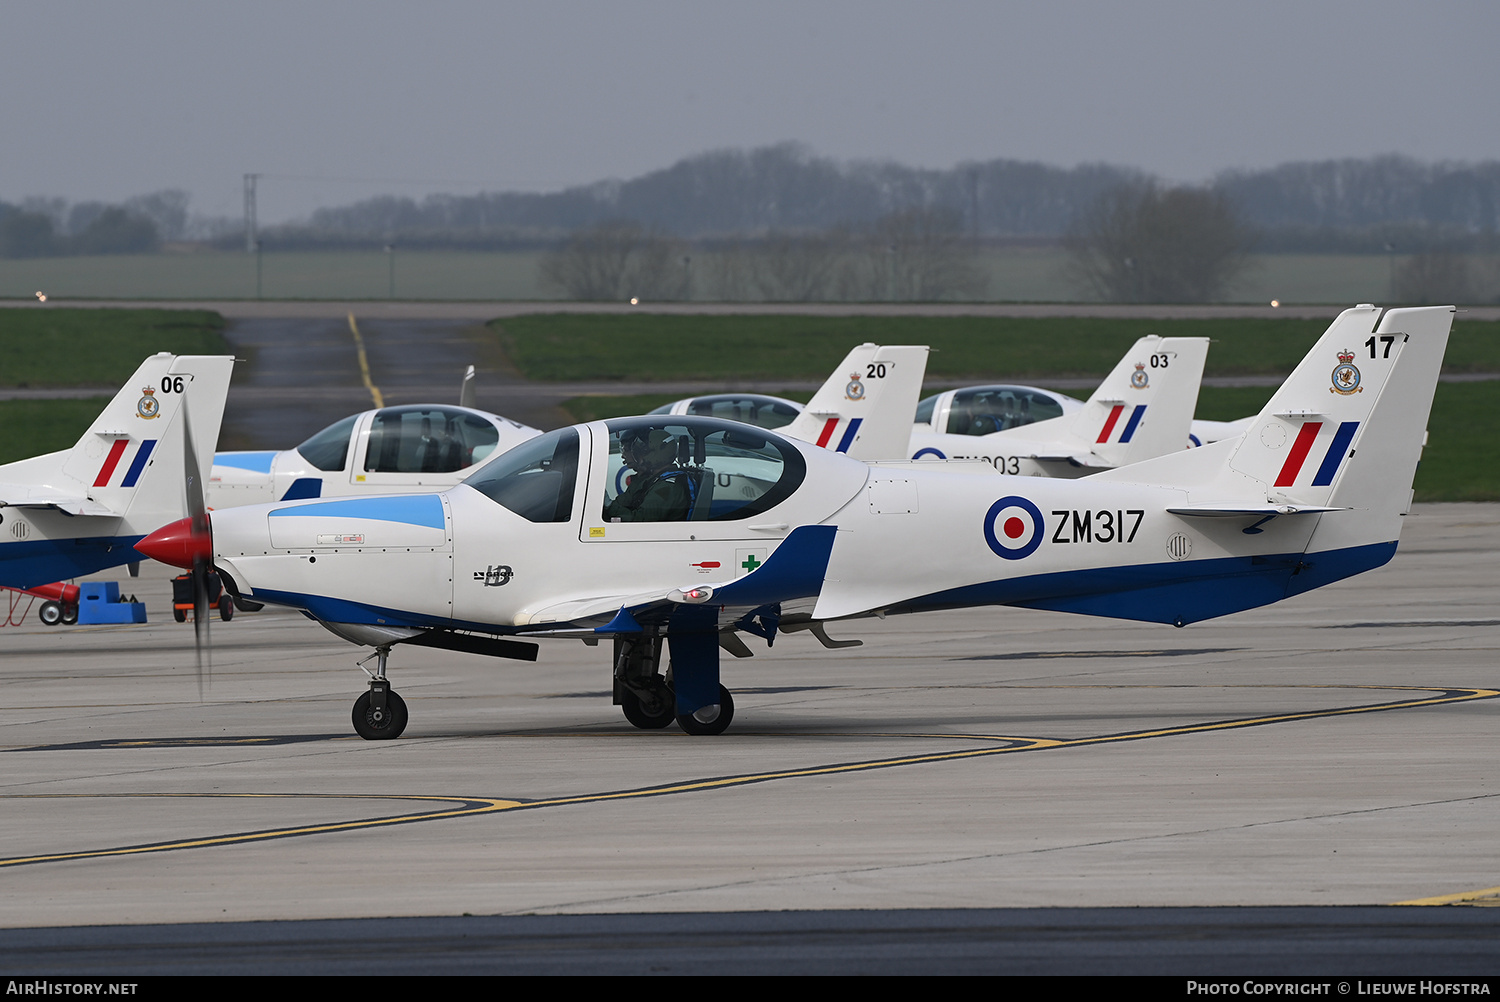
{"left": 644, "top": 344, "right": 928, "bottom": 462}
{"left": 0, "top": 352, "right": 233, "bottom": 591}
{"left": 208, "top": 404, "right": 540, "bottom": 508}
{"left": 1188, "top": 415, "right": 1258, "bottom": 447}
{"left": 655, "top": 337, "right": 1232, "bottom": 463}
{"left": 907, "top": 335, "right": 1209, "bottom": 474}
{"left": 776, "top": 343, "right": 929, "bottom": 462}
{"left": 138, "top": 305, "right": 1450, "bottom": 740}
{"left": 648, "top": 393, "right": 803, "bottom": 429}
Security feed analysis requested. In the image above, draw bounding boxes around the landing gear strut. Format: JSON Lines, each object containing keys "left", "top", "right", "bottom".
{"left": 612, "top": 630, "right": 737, "bottom": 734}
{"left": 352, "top": 645, "right": 407, "bottom": 740}
{"left": 613, "top": 633, "right": 675, "bottom": 729}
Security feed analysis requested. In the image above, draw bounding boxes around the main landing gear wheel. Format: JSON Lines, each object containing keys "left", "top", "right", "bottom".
{"left": 676, "top": 685, "right": 735, "bottom": 736}
{"left": 620, "top": 685, "right": 676, "bottom": 730}
{"left": 38, "top": 601, "right": 62, "bottom": 626}
{"left": 61, "top": 604, "right": 77, "bottom": 624}
{"left": 352, "top": 689, "right": 408, "bottom": 740}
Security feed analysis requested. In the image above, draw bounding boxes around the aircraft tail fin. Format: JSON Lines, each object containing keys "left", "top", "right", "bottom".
{"left": 1093, "top": 304, "right": 1453, "bottom": 563}
{"left": 1220, "top": 305, "right": 1453, "bottom": 518}
{"left": 782, "top": 343, "right": 930, "bottom": 461}
{"left": 55, "top": 353, "right": 235, "bottom": 527}
{"left": 1058, "top": 335, "right": 1209, "bottom": 467}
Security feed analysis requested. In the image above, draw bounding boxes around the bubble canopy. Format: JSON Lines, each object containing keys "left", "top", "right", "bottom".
{"left": 463, "top": 417, "right": 809, "bottom": 524}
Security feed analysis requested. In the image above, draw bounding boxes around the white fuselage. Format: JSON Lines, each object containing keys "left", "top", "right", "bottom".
{"left": 208, "top": 421, "right": 1347, "bottom": 638}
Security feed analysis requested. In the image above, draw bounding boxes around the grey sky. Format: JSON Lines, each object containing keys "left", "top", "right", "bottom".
{"left": 4, "top": 1, "right": 1497, "bottom": 225}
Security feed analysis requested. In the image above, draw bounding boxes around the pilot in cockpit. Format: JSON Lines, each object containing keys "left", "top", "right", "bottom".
{"left": 605, "top": 428, "right": 694, "bottom": 522}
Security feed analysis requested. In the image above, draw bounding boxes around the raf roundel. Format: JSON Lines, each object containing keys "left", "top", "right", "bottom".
{"left": 983, "top": 495, "right": 1044, "bottom": 560}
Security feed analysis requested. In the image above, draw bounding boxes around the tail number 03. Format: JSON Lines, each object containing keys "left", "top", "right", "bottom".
{"left": 1051, "top": 509, "right": 1144, "bottom": 544}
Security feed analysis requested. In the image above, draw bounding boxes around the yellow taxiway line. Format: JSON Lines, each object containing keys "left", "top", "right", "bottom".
{"left": 347, "top": 312, "right": 384, "bottom": 408}
{"left": 1, "top": 684, "right": 1493, "bottom": 871}
{"left": 1395, "top": 885, "right": 1500, "bottom": 906}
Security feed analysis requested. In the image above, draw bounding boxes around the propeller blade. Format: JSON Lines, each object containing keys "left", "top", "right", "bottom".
{"left": 182, "top": 404, "right": 209, "bottom": 536}
{"left": 182, "top": 391, "right": 213, "bottom": 697}
{"left": 193, "top": 557, "right": 211, "bottom": 699}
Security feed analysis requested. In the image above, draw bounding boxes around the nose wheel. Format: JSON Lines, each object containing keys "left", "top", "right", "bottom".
{"left": 352, "top": 646, "right": 407, "bottom": 740}
{"left": 353, "top": 683, "right": 408, "bottom": 740}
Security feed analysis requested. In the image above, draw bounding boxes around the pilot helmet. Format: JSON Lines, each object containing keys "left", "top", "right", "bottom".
{"left": 620, "top": 427, "right": 677, "bottom": 468}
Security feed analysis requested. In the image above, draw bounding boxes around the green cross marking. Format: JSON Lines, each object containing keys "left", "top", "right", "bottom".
{"left": 741, "top": 554, "right": 762, "bottom": 573}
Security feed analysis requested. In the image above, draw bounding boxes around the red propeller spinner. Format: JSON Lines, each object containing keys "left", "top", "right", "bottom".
{"left": 136, "top": 515, "right": 213, "bottom": 569}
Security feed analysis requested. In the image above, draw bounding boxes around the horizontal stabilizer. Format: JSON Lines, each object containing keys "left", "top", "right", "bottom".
{"left": 1167, "top": 503, "right": 1348, "bottom": 517}
{"left": 0, "top": 485, "right": 115, "bottom": 516}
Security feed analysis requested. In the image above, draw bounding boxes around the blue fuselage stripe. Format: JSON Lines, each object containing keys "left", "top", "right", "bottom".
{"left": 213, "top": 451, "right": 278, "bottom": 474}
{"left": 0, "top": 535, "right": 148, "bottom": 591}
{"left": 904, "top": 540, "right": 1397, "bottom": 627}
{"left": 269, "top": 494, "right": 445, "bottom": 529}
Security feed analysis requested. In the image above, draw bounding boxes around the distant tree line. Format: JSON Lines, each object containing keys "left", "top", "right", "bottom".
{"left": 8, "top": 148, "right": 1499, "bottom": 302}
{"left": 0, "top": 190, "right": 200, "bottom": 258}
{"left": 539, "top": 207, "right": 988, "bottom": 303}
{"left": 11, "top": 150, "right": 1500, "bottom": 259}
{"left": 260, "top": 146, "right": 1500, "bottom": 254}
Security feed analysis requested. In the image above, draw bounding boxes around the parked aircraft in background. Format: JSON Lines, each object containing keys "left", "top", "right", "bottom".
{"left": 1189, "top": 415, "right": 1258, "bottom": 447}
{"left": 649, "top": 393, "right": 802, "bottom": 429}
{"left": 658, "top": 339, "right": 1245, "bottom": 459}
{"left": 140, "top": 306, "right": 1452, "bottom": 741}
{"left": 776, "top": 343, "right": 928, "bottom": 462}
{"left": 0, "top": 353, "right": 233, "bottom": 590}
{"left": 916, "top": 387, "right": 1254, "bottom": 451}
{"left": 907, "top": 335, "right": 1209, "bottom": 475}
{"left": 208, "top": 405, "right": 540, "bottom": 508}
{"left": 651, "top": 343, "right": 929, "bottom": 461}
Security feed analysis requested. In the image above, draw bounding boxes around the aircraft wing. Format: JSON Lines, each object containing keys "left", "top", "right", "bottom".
{"left": 518, "top": 525, "right": 840, "bottom": 635}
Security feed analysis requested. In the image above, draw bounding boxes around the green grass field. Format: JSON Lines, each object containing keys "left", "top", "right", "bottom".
{"left": 492, "top": 313, "right": 1500, "bottom": 381}
{"left": 0, "top": 308, "right": 227, "bottom": 386}
{"left": 0, "top": 397, "right": 113, "bottom": 464}
{"left": 1, "top": 308, "right": 1493, "bottom": 501}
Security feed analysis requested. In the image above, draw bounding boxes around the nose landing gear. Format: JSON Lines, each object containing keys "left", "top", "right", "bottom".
{"left": 352, "top": 646, "right": 408, "bottom": 740}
